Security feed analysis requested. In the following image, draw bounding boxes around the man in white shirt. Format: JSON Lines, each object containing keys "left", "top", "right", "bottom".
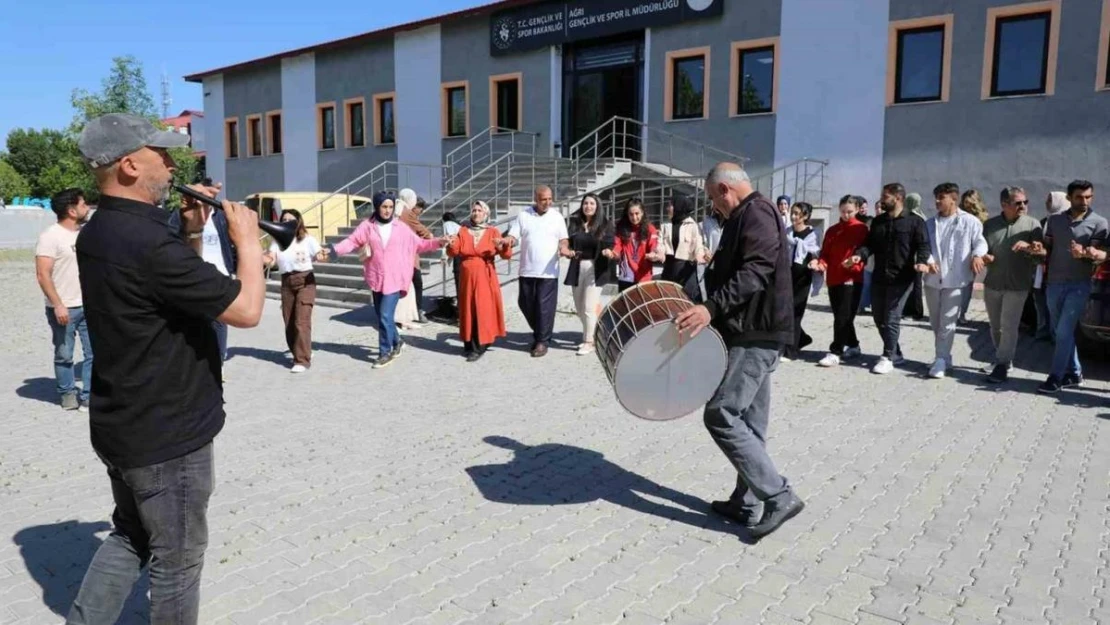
{"left": 197, "top": 181, "right": 236, "bottom": 362}
{"left": 919, "top": 182, "right": 987, "bottom": 379}
{"left": 35, "top": 188, "right": 93, "bottom": 411}
{"left": 505, "top": 185, "right": 572, "bottom": 357}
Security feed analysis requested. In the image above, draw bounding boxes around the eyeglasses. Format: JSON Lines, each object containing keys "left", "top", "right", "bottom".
{"left": 1014, "top": 200, "right": 1029, "bottom": 206}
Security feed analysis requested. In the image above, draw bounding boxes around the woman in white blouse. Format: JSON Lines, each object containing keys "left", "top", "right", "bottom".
{"left": 784, "top": 202, "right": 821, "bottom": 360}
{"left": 262, "top": 209, "right": 327, "bottom": 373}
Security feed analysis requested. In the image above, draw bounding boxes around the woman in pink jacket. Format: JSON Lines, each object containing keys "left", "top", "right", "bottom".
{"left": 327, "top": 191, "right": 450, "bottom": 369}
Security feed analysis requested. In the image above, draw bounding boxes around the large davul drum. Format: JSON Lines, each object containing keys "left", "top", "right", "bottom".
{"left": 594, "top": 281, "right": 727, "bottom": 421}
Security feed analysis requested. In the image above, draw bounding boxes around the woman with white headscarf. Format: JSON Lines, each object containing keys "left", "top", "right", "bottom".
{"left": 448, "top": 200, "right": 512, "bottom": 361}
{"left": 1031, "top": 191, "right": 1069, "bottom": 340}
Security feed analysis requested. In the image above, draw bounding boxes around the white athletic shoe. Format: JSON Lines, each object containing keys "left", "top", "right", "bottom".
{"left": 818, "top": 353, "right": 840, "bottom": 367}
{"left": 928, "top": 359, "right": 947, "bottom": 379}
{"left": 291, "top": 364, "right": 307, "bottom": 374}
{"left": 871, "top": 357, "right": 894, "bottom": 375}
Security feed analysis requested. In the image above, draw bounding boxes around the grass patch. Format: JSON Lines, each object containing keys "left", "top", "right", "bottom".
{"left": 0, "top": 249, "right": 34, "bottom": 262}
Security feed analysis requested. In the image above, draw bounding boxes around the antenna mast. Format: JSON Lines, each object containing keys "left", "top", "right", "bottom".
{"left": 161, "top": 67, "right": 172, "bottom": 119}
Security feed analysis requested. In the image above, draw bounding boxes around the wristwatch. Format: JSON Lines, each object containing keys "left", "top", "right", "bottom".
{"left": 187, "top": 232, "right": 203, "bottom": 240}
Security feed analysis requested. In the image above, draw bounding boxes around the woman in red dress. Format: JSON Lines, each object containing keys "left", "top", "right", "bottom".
{"left": 603, "top": 198, "right": 662, "bottom": 292}
{"left": 447, "top": 201, "right": 513, "bottom": 361}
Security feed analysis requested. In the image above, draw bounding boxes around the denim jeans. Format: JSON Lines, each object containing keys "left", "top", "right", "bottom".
{"left": 857, "top": 269, "right": 873, "bottom": 311}
{"left": 1045, "top": 281, "right": 1090, "bottom": 379}
{"left": 871, "top": 281, "right": 913, "bottom": 359}
{"left": 704, "top": 341, "right": 790, "bottom": 513}
{"left": 67, "top": 443, "right": 215, "bottom": 625}
{"left": 212, "top": 321, "right": 227, "bottom": 362}
{"left": 46, "top": 306, "right": 93, "bottom": 402}
{"left": 372, "top": 291, "right": 401, "bottom": 356}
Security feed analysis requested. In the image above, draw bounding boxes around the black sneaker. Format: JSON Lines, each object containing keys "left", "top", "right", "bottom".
{"left": 748, "top": 492, "right": 805, "bottom": 540}
{"left": 987, "top": 364, "right": 1009, "bottom": 385}
{"left": 393, "top": 338, "right": 405, "bottom": 356}
{"left": 1037, "top": 376, "right": 1062, "bottom": 394}
{"left": 710, "top": 500, "right": 761, "bottom": 528}
{"left": 372, "top": 353, "right": 395, "bottom": 369}
{"left": 61, "top": 392, "right": 79, "bottom": 411}
{"left": 1061, "top": 373, "right": 1084, "bottom": 388}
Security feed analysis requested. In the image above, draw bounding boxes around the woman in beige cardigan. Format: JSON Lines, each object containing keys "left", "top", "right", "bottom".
{"left": 658, "top": 194, "right": 705, "bottom": 302}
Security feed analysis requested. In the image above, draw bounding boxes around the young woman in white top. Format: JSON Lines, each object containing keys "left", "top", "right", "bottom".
{"left": 658, "top": 194, "right": 705, "bottom": 302}
{"left": 262, "top": 209, "right": 326, "bottom": 372}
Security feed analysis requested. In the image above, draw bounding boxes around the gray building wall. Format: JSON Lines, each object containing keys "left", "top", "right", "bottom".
{"left": 884, "top": 0, "right": 1110, "bottom": 220}
{"left": 647, "top": 0, "right": 782, "bottom": 177}
{"left": 315, "top": 38, "right": 398, "bottom": 193}
{"left": 439, "top": 15, "right": 554, "bottom": 157}
{"left": 222, "top": 64, "right": 284, "bottom": 200}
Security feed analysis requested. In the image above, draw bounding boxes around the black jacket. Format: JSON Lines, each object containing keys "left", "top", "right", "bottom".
{"left": 564, "top": 216, "right": 615, "bottom": 287}
{"left": 704, "top": 192, "right": 794, "bottom": 346}
{"left": 856, "top": 209, "right": 929, "bottom": 285}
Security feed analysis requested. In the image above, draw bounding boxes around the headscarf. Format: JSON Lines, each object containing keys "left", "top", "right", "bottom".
{"left": 467, "top": 201, "right": 490, "bottom": 227}
{"left": 371, "top": 191, "right": 395, "bottom": 224}
{"left": 776, "top": 195, "right": 792, "bottom": 207}
{"left": 905, "top": 193, "right": 925, "bottom": 219}
{"left": 1047, "top": 191, "right": 1068, "bottom": 216}
{"left": 397, "top": 188, "right": 417, "bottom": 213}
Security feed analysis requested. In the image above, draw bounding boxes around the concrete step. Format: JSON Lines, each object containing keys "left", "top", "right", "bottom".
{"left": 266, "top": 280, "right": 373, "bottom": 306}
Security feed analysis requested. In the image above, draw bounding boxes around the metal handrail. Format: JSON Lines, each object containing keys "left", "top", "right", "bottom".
{"left": 424, "top": 153, "right": 515, "bottom": 232}
{"left": 444, "top": 126, "right": 540, "bottom": 193}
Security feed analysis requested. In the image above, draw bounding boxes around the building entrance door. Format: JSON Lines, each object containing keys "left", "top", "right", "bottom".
{"left": 563, "top": 34, "right": 643, "bottom": 160}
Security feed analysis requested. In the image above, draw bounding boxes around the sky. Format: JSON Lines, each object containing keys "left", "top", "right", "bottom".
{"left": 0, "top": 0, "right": 481, "bottom": 144}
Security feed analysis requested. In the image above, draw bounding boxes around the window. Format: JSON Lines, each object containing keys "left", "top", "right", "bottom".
{"left": 887, "top": 16, "right": 953, "bottom": 105}
{"left": 665, "top": 47, "right": 710, "bottom": 121}
{"left": 981, "top": 2, "right": 1060, "bottom": 99}
{"left": 373, "top": 92, "right": 395, "bottom": 145}
{"left": 266, "top": 111, "right": 282, "bottom": 155}
{"left": 224, "top": 118, "right": 239, "bottom": 159}
{"left": 442, "top": 81, "right": 469, "bottom": 138}
{"left": 490, "top": 73, "right": 522, "bottom": 131}
{"left": 730, "top": 38, "right": 778, "bottom": 115}
{"left": 317, "top": 103, "right": 336, "bottom": 150}
{"left": 344, "top": 98, "right": 366, "bottom": 148}
{"left": 246, "top": 114, "right": 262, "bottom": 157}
{"left": 1098, "top": 0, "right": 1110, "bottom": 90}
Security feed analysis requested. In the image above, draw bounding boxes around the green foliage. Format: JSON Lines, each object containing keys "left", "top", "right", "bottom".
{"left": 3, "top": 55, "right": 202, "bottom": 206}
{"left": 0, "top": 160, "right": 31, "bottom": 199}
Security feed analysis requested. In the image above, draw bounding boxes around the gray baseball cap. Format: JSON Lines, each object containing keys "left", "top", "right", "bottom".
{"left": 78, "top": 113, "right": 190, "bottom": 167}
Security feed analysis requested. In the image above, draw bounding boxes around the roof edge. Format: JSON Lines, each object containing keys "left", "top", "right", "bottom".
{"left": 184, "top": 0, "right": 537, "bottom": 83}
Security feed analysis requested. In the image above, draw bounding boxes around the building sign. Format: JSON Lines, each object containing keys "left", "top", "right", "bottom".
{"left": 490, "top": 0, "right": 723, "bottom": 56}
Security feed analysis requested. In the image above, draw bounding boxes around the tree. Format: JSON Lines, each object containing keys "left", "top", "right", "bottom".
{"left": 4, "top": 128, "right": 88, "bottom": 198}
{"left": 0, "top": 160, "right": 31, "bottom": 199}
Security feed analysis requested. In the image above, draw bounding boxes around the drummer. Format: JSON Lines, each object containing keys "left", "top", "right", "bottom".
{"left": 675, "top": 161, "right": 805, "bottom": 540}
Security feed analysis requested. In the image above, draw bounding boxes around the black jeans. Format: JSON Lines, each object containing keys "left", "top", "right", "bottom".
{"left": 412, "top": 266, "right": 425, "bottom": 313}
{"left": 787, "top": 265, "right": 813, "bottom": 357}
{"left": 704, "top": 341, "right": 791, "bottom": 511}
{"left": 827, "top": 283, "right": 862, "bottom": 354}
{"left": 68, "top": 443, "right": 215, "bottom": 625}
{"left": 518, "top": 277, "right": 558, "bottom": 345}
{"left": 871, "top": 280, "right": 913, "bottom": 359}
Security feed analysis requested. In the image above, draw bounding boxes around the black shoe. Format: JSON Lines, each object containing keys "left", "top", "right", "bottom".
{"left": 466, "top": 350, "right": 483, "bottom": 362}
{"left": 747, "top": 493, "right": 805, "bottom": 540}
{"left": 531, "top": 343, "right": 548, "bottom": 358}
{"left": 710, "top": 500, "right": 760, "bottom": 528}
{"left": 1037, "top": 376, "right": 1062, "bottom": 394}
{"left": 393, "top": 338, "right": 405, "bottom": 356}
{"left": 1061, "top": 372, "right": 1084, "bottom": 388}
{"left": 372, "top": 353, "right": 395, "bottom": 369}
{"left": 987, "top": 364, "right": 1009, "bottom": 385}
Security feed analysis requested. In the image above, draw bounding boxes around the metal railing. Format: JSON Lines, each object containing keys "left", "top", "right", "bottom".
{"left": 304, "top": 161, "right": 446, "bottom": 242}
{"left": 444, "top": 127, "right": 540, "bottom": 193}
{"left": 568, "top": 116, "right": 749, "bottom": 191}
{"left": 752, "top": 158, "right": 829, "bottom": 208}
{"left": 423, "top": 153, "right": 516, "bottom": 232}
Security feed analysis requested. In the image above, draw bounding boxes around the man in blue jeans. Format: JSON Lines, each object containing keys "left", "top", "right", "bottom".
{"left": 676, "top": 162, "right": 804, "bottom": 540}
{"left": 68, "top": 114, "right": 264, "bottom": 624}
{"left": 1033, "top": 180, "right": 1106, "bottom": 394}
{"left": 35, "top": 188, "right": 93, "bottom": 411}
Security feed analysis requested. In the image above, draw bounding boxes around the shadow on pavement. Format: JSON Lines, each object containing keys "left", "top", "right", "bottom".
{"left": 225, "top": 346, "right": 287, "bottom": 366}
{"left": 13, "top": 520, "right": 149, "bottom": 623}
{"left": 466, "top": 436, "right": 750, "bottom": 541}
{"left": 16, "top": 377, "right": 58, "bottom": 405}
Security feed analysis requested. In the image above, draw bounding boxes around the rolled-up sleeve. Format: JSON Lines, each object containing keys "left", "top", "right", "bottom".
{"left": 149, "top": 235, "right": 242, "bottom": 321}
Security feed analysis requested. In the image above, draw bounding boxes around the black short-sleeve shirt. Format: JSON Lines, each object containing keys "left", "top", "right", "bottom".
{"left": 76, "top": 195, "right": 242, "bottom": 468}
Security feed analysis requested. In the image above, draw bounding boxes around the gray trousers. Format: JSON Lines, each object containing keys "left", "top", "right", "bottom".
{"left": 704, "top": 342, "right": 790, "bottom": 510}
{"left": 984, "top": 287, "right": 1027, "bottom": 367}
{"left": 924, "top": 286, "right": 965, "bottom": 363}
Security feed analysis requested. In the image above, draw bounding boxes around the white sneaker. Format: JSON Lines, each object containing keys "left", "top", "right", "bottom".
{"left": 291, "top": 364, "right": 307, "bottom": 373}
{"left": 576, "top": 344, "right": 594, "bottom": 356}
{"left": 979, "top": 362, "right": 995, "bottom": 374}
{"left": 928, "top": 359, "right": 947, "bottom": 379}
{"left": 842, "top": 347, "right": 862, "bottom": 361}
{"left": 780, "top": 355, "right": 793, "bottom": 362}
{"left": 818, "top": 353, "right": 840, "bottom": 367}
{"left": 872, "top": 357, "right": 894, "bottom": 375}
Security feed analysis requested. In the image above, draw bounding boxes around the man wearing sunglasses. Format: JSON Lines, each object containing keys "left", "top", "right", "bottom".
{"left": 980, "top": 187, "right": 1043, "bottom": 384}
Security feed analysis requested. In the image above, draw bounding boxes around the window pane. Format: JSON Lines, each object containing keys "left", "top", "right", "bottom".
{"left": 738, "top": 47, "right": 774, "bottom": 113}
{"left": 896, "top": 27, "right": 944, "bottom": 102}
{"left": 380, "top": 99, "right": 395, "bottom": 144}
{"left": 270, "top": 115, "right": 282, "bottom": 154}
{"left": 672, "top": 56, "right": 705, "bottom": 120}
{"left": 350, "top": 103, "right": 364, "bottom": 146}
{"left": 993, "top": 13, "right": 1049, "bottom": 96}
{"left": 496, "top": 79, "right": 520, "bottom": 130}
{"left": 448, "top": 87, "right": 467, "bottom": 136}
{"left": 322, "top": 107, "right": 335, "bottom": 149}
{"left": 248, "top": 118, "right": 261, "bottom": 156}
{"left": 227, "top": 122, "right": 238, "bottom": 158}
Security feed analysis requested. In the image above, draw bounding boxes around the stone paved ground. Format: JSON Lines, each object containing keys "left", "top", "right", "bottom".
{"left": 1, "top": 258, "right": 1108, "bottom": 625}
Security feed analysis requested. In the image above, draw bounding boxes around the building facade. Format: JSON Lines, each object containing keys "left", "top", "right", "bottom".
{"left": 187, "top": 0, "right": 1110, "bottom": 216}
